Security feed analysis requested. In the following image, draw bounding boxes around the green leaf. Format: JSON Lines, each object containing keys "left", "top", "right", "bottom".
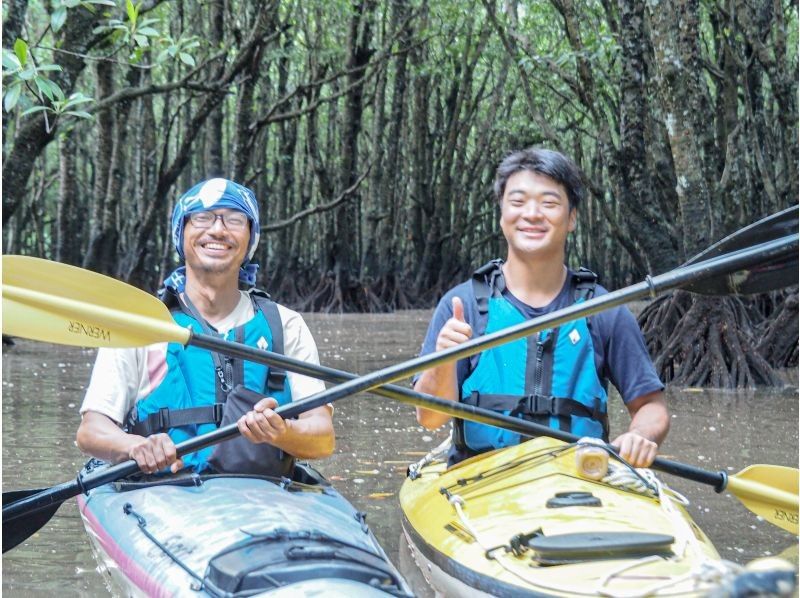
{"left": 48, "top": 79, "right": 66, "bottom": 101}
{"left": 133, "top": 34, "right": 149, "bottom": 47}
{"left": 126, "top": 0, "right": 138, "bottom": 25}
{"left": 51, "top": 6, "right": 68, "bottom": 32}
{"left": 35, "top": 77, "right": 55, "bottom": 101}
{"left": 137, "top": 27, "right": 159, "bottom": 37}
{"left": 64, "top": 93, "right": 93, "bottom": 107}
{"left": 2, "top": 50, "right": 22, "bottom": 71}
{"left": 21, "top": 105, "right": 50, "bottom": 116}
{"left": 36, "top": 64, "right": 63, "bottom": 72}
{"left": 64, "top": 0, "right": 83, "bottom": 7}
{"left": 87, "top": 0, "right": 117, "bottom": 5}
{"left": 4, "top": 84, "right": 22, "bottom": 112}
{"left": 13, "top": 39, "right": 28, "bottom": 67}
{"left": 18, "top": 66, "right": 36, "bottom": 81}
{"left": 64, "top": 110, "right": 92, "bottom": 118}
{"left": 178, "top": 52, "right": 195, "bottom": 67}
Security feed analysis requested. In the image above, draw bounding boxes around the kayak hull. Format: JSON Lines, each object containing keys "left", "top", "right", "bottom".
{"left": 399, "top": 437, "right": 726, "bottom": 598}
{"left": 77, "top": 463, "right": 409, "bottom": 597}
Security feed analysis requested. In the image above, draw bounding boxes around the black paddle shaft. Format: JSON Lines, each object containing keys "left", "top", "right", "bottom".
{"left": 2, "top": 234, "right": 795, "bottom": 526}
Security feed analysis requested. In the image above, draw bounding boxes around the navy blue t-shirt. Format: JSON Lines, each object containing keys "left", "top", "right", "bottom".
{"left": 415, "top": 270, "right": 664, "bottom": 407}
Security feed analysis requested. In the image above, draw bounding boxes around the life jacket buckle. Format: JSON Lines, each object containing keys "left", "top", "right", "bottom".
{"left": 520, "top": 394, "right": 556, "bottom": 416}
{"left": 212, "top": 403, "right": 225, "bottom": 426}
{"left": 157, "top": 407, "right": 171, "bottom": 431}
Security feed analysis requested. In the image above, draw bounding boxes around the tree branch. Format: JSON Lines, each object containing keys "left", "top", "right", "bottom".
{"left": 261, "top": 162, "right": 373, "bottom": 233}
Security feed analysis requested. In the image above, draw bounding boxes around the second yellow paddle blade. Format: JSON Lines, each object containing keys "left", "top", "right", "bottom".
{"left": 727, "top": 464, "right": 799, "bottom": 535}
{"left": 2, "top": 256, "right": 189, "bottom": 348}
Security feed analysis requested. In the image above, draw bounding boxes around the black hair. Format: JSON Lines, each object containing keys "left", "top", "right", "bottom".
{"left": 493, "top": 147, "right": 586, "bottom": 210}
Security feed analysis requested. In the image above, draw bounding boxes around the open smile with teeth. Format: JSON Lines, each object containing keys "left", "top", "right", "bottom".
{"left": 519, "top": 227, "right": 547, "bottom": 236}
{"left": 200, "top": 241, "right": 235, "bottom": 254}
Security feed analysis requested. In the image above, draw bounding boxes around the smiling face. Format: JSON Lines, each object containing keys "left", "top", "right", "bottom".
{"left": 182, "top": 208, "right": 251, "bottom": 278}
{"left": 500, "top": 170, "right": 576, "bottom": 262}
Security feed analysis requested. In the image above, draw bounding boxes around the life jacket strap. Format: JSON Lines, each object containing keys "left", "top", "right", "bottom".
{"left": 472, "top": 258, "right": 506, "bottom": 318}
{"left": 129, "top": 404, "right": 225, "bottom": 437}
{"left": 467, "top": 390, "right": 604, "bottom": 419}
{"left": 249, "top": 289, "right": 287, "bottom": 392}
{"left": 572, "top": 267, "right": 597, "bottom": 301}
{"left": 465, "top": 391, "right": 609, "bottom": 439}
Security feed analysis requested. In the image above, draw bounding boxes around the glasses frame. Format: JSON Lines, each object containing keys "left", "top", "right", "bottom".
{"left": 187, "top": 211, "right": 249, "bottom": 230}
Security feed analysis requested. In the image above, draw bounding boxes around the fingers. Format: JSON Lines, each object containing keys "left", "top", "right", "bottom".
{"left": 129, "top": 434, "right": 179, "bottom": 475}
{"left": 611, "top": 432, "right": 658, "bottom": 468}
{"left": 238, "top": 399, "right": 287, "bottom": 444}
{"left": 436, "top": 297, "right": 472, "bottom": 351}
{"left": 452, "top": 297, "right": 466, "bottom": 322}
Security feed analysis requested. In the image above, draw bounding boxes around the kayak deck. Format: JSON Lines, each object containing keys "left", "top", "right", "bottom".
{"left": 400, "top": 437, "right": 727, "bottom": 597}
{"left": 77, "top": 463, "right": 410, "bottom": 597}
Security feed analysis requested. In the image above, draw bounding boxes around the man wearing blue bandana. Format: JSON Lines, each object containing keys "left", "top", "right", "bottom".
{"left": 77, "top": 179, "right": 334, "bottom": 477}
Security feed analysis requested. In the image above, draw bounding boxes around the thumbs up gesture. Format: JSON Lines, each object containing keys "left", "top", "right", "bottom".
{"left": 435, "top": 297, "right": 473, "bottom": 351}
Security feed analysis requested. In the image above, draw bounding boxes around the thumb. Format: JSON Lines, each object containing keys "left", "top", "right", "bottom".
{"left": 254, "top": 396, "right": 279, "bottom": 412}
{"left": 451, "top": 296, "right": 466, "bottom": 322}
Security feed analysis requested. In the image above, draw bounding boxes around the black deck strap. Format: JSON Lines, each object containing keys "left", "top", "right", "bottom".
{"left": 251, "top": 291, "right": 287, "bottom": 393}
{"left": 129, "top": 405, "right": 225, "bottom": 436}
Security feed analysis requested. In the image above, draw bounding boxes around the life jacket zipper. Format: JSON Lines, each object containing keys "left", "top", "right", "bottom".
{"left": 533, "top": 332, "right": 547, "bottom": 398}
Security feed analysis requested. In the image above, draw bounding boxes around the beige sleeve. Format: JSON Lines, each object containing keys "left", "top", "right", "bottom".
{"left": 277, "top": 305, "right": 328, "bottom": 402}
{"left": 79, "top": 344, "right": 168, "bottom": 425}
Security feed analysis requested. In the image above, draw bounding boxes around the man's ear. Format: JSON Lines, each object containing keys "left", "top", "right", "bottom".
{"left": 568, "top": 207, "right": 577, "bottom": 232}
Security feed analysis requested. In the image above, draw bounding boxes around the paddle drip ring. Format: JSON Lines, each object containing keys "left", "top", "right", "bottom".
{"left": 644, "top": 274, "right": 658, "bottom": 299}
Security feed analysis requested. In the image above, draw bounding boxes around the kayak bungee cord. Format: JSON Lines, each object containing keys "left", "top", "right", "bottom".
{"left": 437, "top": 441, "right": 659, "bottom": 498}
{"left": 409, "top": 436, "right": 758, "bottom": 597}
{"left": 437, "top": 453, "right": 744, "bottom": 598}
{"left": 596, "top": 475, "right": 740, "bottom": 598}
{"left": 123, "top": 502, "right": 215, "bottom": 596}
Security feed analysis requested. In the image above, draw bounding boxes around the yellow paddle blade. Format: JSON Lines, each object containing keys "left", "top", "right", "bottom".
{"left": 2, "top": 256, "right": 189, "bottom": 348}
{"left": 727, "top": 464, "right": 798, "bottom": 534}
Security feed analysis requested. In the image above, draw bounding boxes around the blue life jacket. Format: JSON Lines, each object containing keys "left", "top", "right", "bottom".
{"left": 454, "top": 260, "right": 609, "bottom": 457}
{"left": 125, "top": 289, "right": 294, "bottom": 476}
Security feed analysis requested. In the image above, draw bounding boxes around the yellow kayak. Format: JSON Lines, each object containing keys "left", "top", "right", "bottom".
{"left": 400, "top": 436, "right": 743, "bottom": 597}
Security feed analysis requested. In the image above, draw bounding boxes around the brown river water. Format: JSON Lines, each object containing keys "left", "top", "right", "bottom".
{"left": 2, "top": 310, "right": 798, "bottom": 596}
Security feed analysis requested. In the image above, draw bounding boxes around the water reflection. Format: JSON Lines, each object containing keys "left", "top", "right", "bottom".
{"left": 2, "top": 311, "right": 797, "bottom": 596}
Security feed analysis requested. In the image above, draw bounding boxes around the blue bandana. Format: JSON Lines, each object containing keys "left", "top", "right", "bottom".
{"left": 162, "top": 178, "right": 261, "bottom": 293}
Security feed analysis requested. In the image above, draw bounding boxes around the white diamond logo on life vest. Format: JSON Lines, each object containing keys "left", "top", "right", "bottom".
{"left": 257, "top": 336, "right": 268, "bottom": 350}
{"left": 569, "top": 329, "right": 581, "bottom": 345}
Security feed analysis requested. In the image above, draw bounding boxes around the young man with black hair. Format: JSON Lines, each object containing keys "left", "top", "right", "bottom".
{"left": 414, "top": 148, "right": 668, "bottom": 467}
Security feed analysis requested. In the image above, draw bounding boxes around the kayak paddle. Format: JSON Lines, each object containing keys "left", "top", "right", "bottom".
{"left": 2, "top": 209, "right": 798, "bottom": 550}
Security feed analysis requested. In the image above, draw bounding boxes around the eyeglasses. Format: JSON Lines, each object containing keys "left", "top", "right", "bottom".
{"left": 188, "top": 211, "right": 249, "bottom": 230}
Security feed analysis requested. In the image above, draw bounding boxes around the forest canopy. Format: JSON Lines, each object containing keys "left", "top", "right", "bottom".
{"left": 3, "top": 0, "right": 798, "bottom": 385}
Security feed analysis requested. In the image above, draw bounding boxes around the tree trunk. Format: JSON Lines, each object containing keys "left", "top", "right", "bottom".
{"left": 56, "top": 132, "right": 81, "bottom": 265}
{"left": 617, "top": 0, "right": 679, "bottom": 271}
{"left": 204, "top": 0, "right": 225, "bottom": 178}
{"left": 83, "top": 59, "right": 115, "bottom": 271}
